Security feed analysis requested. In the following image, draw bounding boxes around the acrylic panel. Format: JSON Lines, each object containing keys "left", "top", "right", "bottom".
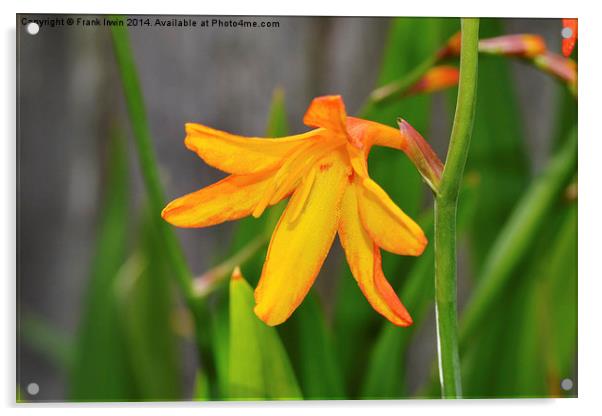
{"left": 16, "top": 14, "right": 578, "bottom": 402}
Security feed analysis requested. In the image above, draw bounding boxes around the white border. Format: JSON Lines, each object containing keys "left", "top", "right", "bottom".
{"left": 3, "top": 0, "right": 601, "bottom": 414}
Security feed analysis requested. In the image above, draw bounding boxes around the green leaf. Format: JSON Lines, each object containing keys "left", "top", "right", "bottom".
{"left": 70, "top": 133, "right": 135, "bottom": 401}
{"left": 458, "top": 18, "right": 531, "bottom": 271}
{"left": 208, "top": 295, "right": 231, "bottom": 398}
{"left": 545, "top": 204, "right": 578, "bottom": 392}
{"left": 20, "top": 311, "right": 73, "bottom": 372}
{"left": 551, "top": 87, "right": 578, "bottom": 150}
{"left": 461, "top": 202, "right": 577, "bottom": 398}
{"left": 460, "top": 128, "right": 577, "bottom": 342}
{"left": 266, "top": 87, "right": 289, "bottom": 138}
{"left": 193, "top": 370, "right": 211, "bottom": 400}
{"left": 114, "top": 215, "right": 182, "bottom": 400}
{"left": 279, "top": 293, "right": 345, "bottom": 399}
{"left": 228, "top": 270, "right": 302, "bottom": 400}
{"left": 110, "top": 16, "right": 196, "bottom": 305}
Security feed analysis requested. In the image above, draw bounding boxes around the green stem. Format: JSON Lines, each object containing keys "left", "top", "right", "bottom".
{"left": 367, "top": 51, "right": 440, "bottom": 105}
{"left": 434, "top": 18, "right": 479, "bottom": 399}
{"left": 195, "top": 234, "right": 269, "bottom": 298}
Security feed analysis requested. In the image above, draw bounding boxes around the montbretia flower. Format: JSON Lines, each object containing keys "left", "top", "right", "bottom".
{"left": 562, "top": 18, "right": 578, "bottom": 57}
{"left": 440, "top": 32, "right": 546, "bottom": 59}
{"left": 162, "top": 95, "right": 442, "bottom": 326}
{"left": 478, "top": 34, "right": 546, "bottom": 58}
{"left": 374, "top": 32, "right": 550, "bottom": 102}
{"left": 406, "top": 65, "right": 460, "bottom": 97}
{"left": 435, "top": 30, "right": 576, "bottom": 96}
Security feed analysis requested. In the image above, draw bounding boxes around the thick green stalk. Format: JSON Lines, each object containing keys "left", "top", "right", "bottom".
{"left": 434, "top": 18, "right": 479, "bottom": 399}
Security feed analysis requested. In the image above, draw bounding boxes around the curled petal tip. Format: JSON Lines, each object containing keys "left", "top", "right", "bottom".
{"left": 413, "top": 233, "right": 428, "bottom": 256}
{"left": 303, "top": 94, "right": 364, "bottom": 148}
{"left": 231, "top": 266, "right": 243, "bottom": 281}
{"left": 253, "top": 297, "right": 288, "bottom": 327}
{"left": 161, "top": 201, "right": 179, "bottom": 225}
{"left": 392, "top": 312, "right": 414, "bottom": 327}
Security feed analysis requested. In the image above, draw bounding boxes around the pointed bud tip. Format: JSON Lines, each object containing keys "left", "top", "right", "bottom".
{"left": 397, "top": 118, "right": 443, "bottom": 193}
{"left": 231, "top": 266, "right": 243, "bottom": 281}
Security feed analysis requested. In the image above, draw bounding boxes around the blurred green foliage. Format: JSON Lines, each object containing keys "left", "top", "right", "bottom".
{"left": 70, "top": 133, "right": 136, "bottom": 401}
{"left": 19, "top": 17, "right": 577, "bottom": 401}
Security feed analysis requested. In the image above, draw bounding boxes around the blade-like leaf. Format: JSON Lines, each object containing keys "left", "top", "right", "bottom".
{"left": 457, "top": 18, "right": 531, "bottom": 271}
{"left": 20, "top": 312, "right": 73, "bottom": 372}
{"left": 70, "top": 133, "right": 134, "bottom": 401}
{"left": 461, "top": 202, "right": 577, "bottom": 398}
{"left": 460, "top": 128, "right": 577, "bottom": 341}
{"left": 114, "top": 214, "right": 182, "bottom": 400}
{"left": 228, "top": 270, "right": 301, "bottom": 400}
{"left": 279, "top": 293, "right": 345, "bottom": 399}
{"left": 193, "top": 370, "right": 211, "bottom": 400}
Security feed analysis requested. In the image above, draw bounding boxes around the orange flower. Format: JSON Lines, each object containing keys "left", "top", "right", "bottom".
{"left": 562, "top": 18, "right": 578, "bottom": 57}
{"left": 435, "top": 31, "right": 576, "bottom": 95}
{"left": 406, "top": 65, "right": 460, "bottom": 96}
{"left": 162, "top": 95, "right": 442, "bottom": 326}
{"left": 478, "top": 34, "right": 546, "bottom": 58}
{"left": 440, "top": 32, "right": 546, "bottom": 59}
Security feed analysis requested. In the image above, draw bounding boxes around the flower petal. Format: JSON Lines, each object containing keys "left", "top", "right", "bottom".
{"left": 356, "top": 177, "right": 427, "bottom": 256}
{"left": 338, "top": 183, "right": 413, "bottom": 326}
{"left": 184, "top": 123, "right": 321, "bottom": 175}
{"left": 254, "top": 151, "right": 350, "bottom": 326}
{"left": 302, "top": 95, "right": 348, "bottom": 135}
{"left": 346, "top": 117, "right": 406, "bottom": 151}
{"left": 162, "top": 172, "right": 276, "bottom": 228}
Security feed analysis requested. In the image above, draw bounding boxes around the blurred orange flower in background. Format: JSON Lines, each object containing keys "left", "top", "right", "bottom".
{"left": 562, "top": 18, "right": 578, "bottom": 57}
{"left": 406, "top": 65, "right": 460, "bottom": 96}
